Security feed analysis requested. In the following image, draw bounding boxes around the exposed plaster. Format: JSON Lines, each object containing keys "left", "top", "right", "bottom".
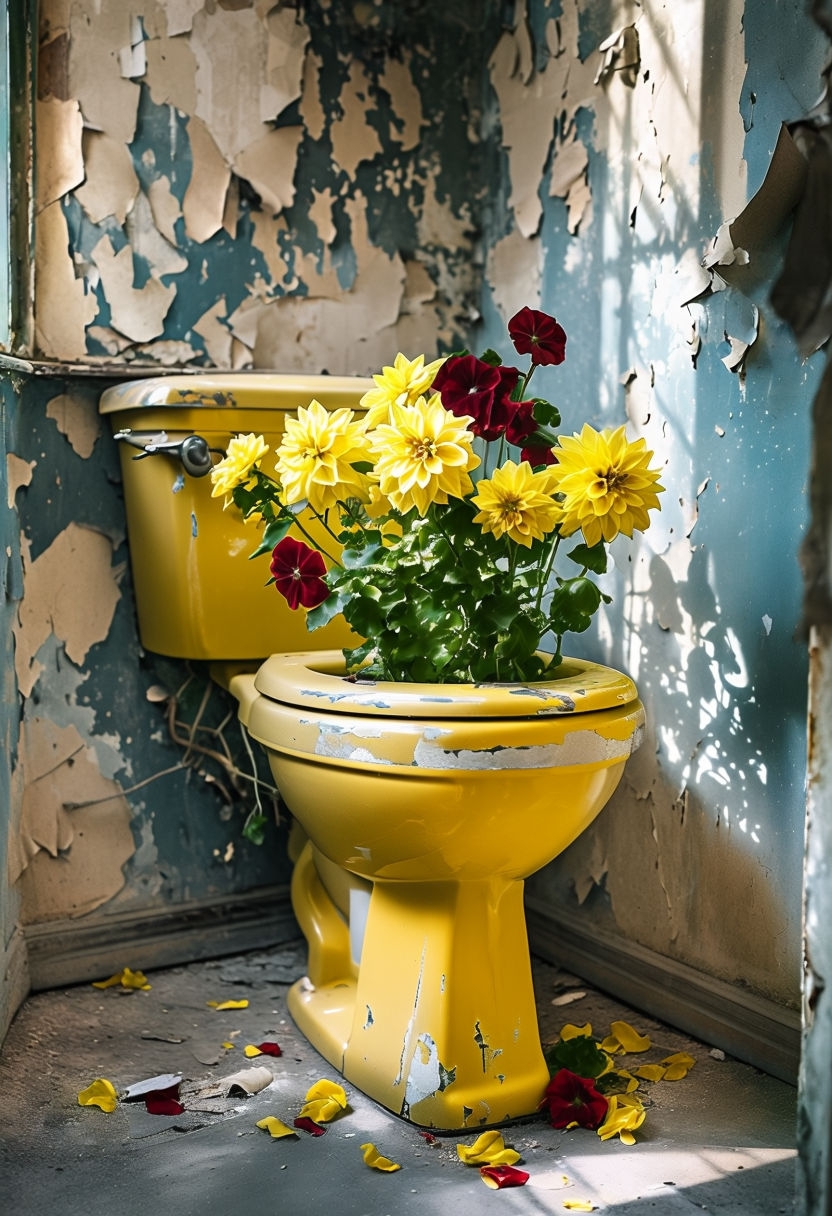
{"left": 10, "top": 717, "right": 134, "bottom": 921}
{"left": 13, "top": 523, "right": 122, "bottom": 698}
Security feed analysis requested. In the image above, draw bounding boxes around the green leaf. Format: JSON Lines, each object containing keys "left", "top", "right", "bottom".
{"left": 549, "top": 576, "right": 603, "bottom": 634}
{"left": 249, "top": 516, "right": 294, "bottom": 559}
{"left": 545, "top": 1035, "right": 612, "bottom": 1079}
{"left": 567, "top": 540, "right": 608, "bottom": 575}
{"left": 242, "top": 812, "right": 268, "bottom": 846}
{"left": 532, "top": 398, "right": 561, "bottom": 428}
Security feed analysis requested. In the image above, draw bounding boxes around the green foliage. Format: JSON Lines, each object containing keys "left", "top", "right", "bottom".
{"left": 545, "top": 1034, "right": 612, "bottom": 1079}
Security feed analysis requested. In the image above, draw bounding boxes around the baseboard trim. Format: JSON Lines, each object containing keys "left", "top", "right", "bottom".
{"left": 1, "top": 923, "right": 31, "bottom": 1041}
{"left": 24, "top": 885, "right": 299, "bottom": 991}
{"left": 525, "top": 897, "right": 801, "bottom": 1085}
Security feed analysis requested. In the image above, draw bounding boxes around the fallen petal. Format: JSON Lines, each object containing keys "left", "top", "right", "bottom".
{"left": 207, "top": 999, "right": 249, "bottom": 1011}
{"left": 145, "top": 1095, "right": 185, "bottom": 1116}
{"left": 298, "top": 1079, "right": 348, "bottom": 1123}
{"left": 304, "top": 1079, "right": 347, "bottom": 1104}
{"left": 563, "top": 1201, "right": 596, "bottom": 1211}
{"left": 255, "top": 1042, "right": 282, "bottom": 1057}
{"left": 360, "top": 1143, "right": 401, "bottom": 1172}
{"left": 257, "top": 1115, "right": 297, "bottom": 1139}
{"left": 609, "top": 1020, "right": 651, "bottom": 1053}
{"left": 479, "top": 1165, "right": 530, "bottom": 1189}
{"left": 78, "top": 1078, "right": 118, "bottom": 1113}
{"left": 120, "top": 967, "right": 152, "bottom": 990}
{"left": 634, "top": 1064, "right": 667, "bottom": 1083}
{"left": 559, "top": 1022, "right": 592, "bottom": 1040}
{"left": 91, "top": 967, "right": 150, "bottom": 991}
{"left": 457, "top": 1130, "right": 521, "bottom": 1166}
{"left": 661, "top": 1052, "right": 696, "bottom": 1080}
{"left": 294, "top": 1116, "right": 327, "bottom": 1136}
{"left": 597, "top": 1093, "right": 647, "bottom": 1144}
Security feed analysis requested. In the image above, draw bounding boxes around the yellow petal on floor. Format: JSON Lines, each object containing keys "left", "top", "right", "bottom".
{"left": 78, "top": 1078, "right": 118, "bottom": 1113}
{"left": 360, "top": 1142, "right": 401, "bottom": 1172}
{"left": 256, "top": 1115, "right": 297, "bottom": 1139}
{"left": 456, "top": 1130, "right": 521, "bottom": 1166}
{"left": 634, "top": 1064, "right": 667, "bottom": 1082}
{"left": 597, "top": 1093, "right": 647, "bottom": 1144}
{"left": 563, "top": 1202, "right": 596, "bottom": 1212}
{"left": 609, "top": 1020, "right": 651, "bottom": 1052}
{"left": 612, "top": 1068, "right": 641, "bottom": 1092}
{"left": 119, "top": 967, "right": 151, "bottom": 990}
{"left": 298, "top": 1078, "right": 348, "bottom": 1123}
{"left": 559, "top": 1022, "right": 592, "bottom": 1040}
{"left": 221, "top": 1042, "right": 235, "bottom": 1050}
{"left": 206, "top": 999, "right": 249, "bottom": 1010}
{"left": 244, "top": 1045, "right": 263, "bottom": 1057}
{"left": 600, "top": 1035, "right": 624, "bottom": 1055}
{"left": 91, "top": 967, "right": 150, "bottom": 991}
{"left": 661, "top": 1052, "right": 696, "bottom": 1080}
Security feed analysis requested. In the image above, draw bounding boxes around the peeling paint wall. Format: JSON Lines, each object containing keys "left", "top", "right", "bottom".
{"left": 33, "top": 0, "right": 486, "bottom": 368}
{"left": 5, "top": 370, "right": 291, "bottom": 945}
{"left": 488, "top": 0, "right": 827, "bottom": 1009}
{"left": 2, "top": 0, "right": 827, "bottom": 1028}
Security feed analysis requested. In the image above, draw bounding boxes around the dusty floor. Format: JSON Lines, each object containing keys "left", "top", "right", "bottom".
{"left": 0, "top": 941, "right": 797, "bottom": 1215}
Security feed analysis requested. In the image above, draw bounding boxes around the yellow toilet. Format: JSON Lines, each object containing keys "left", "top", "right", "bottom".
{"left": 100, "top": 374, "right": 645, "bottom": 1133}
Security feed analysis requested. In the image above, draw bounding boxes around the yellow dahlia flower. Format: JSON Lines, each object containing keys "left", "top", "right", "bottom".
{"left": 472, "top": 459, "right": 561, "bottom": 547}
{"left": 210, "top": 433, "right": 269, "bottom": 504}
{"left": 360, "top": 353, "right": 446, "bottom": 428}
{"left": 548, "top": 424, "right": 664, "bottom": 547}
{"left": 370, "top": 392, "right": 480, "bottom": 515}
{"left": 275, "top": 399, "right": 373, "bottom": 512}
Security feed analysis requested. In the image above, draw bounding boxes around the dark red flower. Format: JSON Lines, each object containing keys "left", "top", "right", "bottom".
{"left": 270, "top": 537, "right": 329, "bottom": 610}
{"left": 479, "top": 1164, "right": 530, "bottom": 1189}
{"left": 505, "top": 400, "right": 538, "bottom": 447}
{"left": 520, "top": 444, "right": 558, "bottom": 467}
{"left": 433, "top": 356, "right": 526, "bottom": 441}
{"left": 293, "top": 1116, "right": 327, "bottom": 1136}
{"left": 508, "top": 307, "right": 567, "bottom": 366}
{"left": 540, "top": 1068, "right": 608, "bottom": 1130}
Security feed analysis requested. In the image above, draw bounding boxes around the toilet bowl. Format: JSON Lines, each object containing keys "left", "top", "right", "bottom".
{"left": 233, "top": 649, "right": 644, "bottom": 1130}
{"left": 100, "top": 373, "right": 644, "bottom": 1132}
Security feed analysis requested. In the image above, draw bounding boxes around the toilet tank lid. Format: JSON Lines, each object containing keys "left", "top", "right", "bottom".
{"left": 99, "top": 373, "right": 374, "bottom": 415}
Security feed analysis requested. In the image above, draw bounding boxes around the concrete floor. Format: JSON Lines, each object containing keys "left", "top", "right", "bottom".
{"left": 0, "top": 941, "right": 797, "bottom": 1215}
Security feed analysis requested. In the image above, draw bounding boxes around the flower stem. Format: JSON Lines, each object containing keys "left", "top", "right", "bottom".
{"left": 535, "top": 532, "right": 561, "bottom": 612}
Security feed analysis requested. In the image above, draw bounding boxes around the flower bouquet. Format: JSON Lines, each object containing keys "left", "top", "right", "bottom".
{"left": 210, "top": 308, "right": 664, "bottom": 684}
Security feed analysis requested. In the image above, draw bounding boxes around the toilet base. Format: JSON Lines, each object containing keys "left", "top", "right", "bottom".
{"left": 288, "top": 861, "right": 551, "bottom": 1132}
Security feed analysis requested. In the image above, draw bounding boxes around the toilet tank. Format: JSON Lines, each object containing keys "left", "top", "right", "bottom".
{"left": 99, "top": 373, "right": 373, "bottom": 661}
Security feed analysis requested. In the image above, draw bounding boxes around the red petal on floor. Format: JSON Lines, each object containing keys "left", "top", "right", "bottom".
{"left": 255, "top": 1042, "right": 282, "bottom": 1057}
{"left": 293, "top": 1116, "right": 327, "bottom": 1136}
{"left": 419, "top": 1131, "right": 439, "bottom": 1144}
{"left": 479, "top": 1165, "right": 530, "bottom": 1189}
{"left": 145, "top": 1097, "right": 185, "bottom": 1116}
{"left": 144, "top": 1083, "right": 184, "bottom": 1116}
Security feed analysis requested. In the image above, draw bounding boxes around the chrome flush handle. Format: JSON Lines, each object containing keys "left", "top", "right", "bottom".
{"left": 113, "top": 429, "right": 222, "bottom": 478}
